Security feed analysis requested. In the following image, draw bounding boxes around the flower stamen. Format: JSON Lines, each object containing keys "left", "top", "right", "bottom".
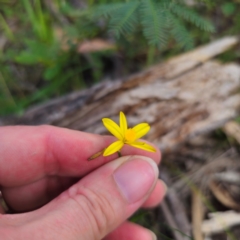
{"left": 124, "top": 128, "right": 137, "bottom": 142}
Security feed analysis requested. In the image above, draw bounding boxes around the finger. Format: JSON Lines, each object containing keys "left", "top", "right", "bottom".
{"left": 142, "top": 180, "right": 167, "bottom": 208}
{"left": 0, "top": 125, "right": 160, "bottom": 212}
{"left": 1, "top": 176, "right": 77, "bottom": 212}
{"left": 0, "top": 125, "right": 160, "bottom": 187}
{"left": 3, "top": 155, "right": 164, "bottom": 240}
{"left": 2, "top": 179, "right": 166, "bottom": 213}
{"left": 103, "top": 221, "right": 157, "bottom": 240}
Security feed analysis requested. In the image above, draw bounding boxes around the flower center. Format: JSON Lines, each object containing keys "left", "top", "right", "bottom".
{"left": 124, "top": 128, "right": 136, "bottom": 142}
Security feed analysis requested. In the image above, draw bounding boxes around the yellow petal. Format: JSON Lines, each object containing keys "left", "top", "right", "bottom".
{"left": 102, "top": 118, "right": 123, "bottom": 140}
{"left": 127, "top": 141, "right": 156, "bottom": 152}
{"left": 119, "top": 111, "right": 128, "bottom": 134}
{"left": 132, "top": 123, "right": 150, "bottom": 139}
{"left": 103, "top": 140, "right": 124, "bottom": 156}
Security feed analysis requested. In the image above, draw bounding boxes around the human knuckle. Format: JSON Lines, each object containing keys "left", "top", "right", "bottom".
{"left": 42, "top": 126, "right": 61, "bottom": 176}
{"left": 68, "top": 185, "right": 117, "bottom": 237}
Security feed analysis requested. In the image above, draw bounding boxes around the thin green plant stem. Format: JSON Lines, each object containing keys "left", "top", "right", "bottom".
{"left": 162, "top": 224, "right": 193, "bottom": 239}
{"left": 22, "top": 0, "right": 47, "bottom": 41}
{"left": 146, "top": 45, "right": 155, "bottom": 66}
{"left": 22, "top": 0, "right": 38, "bottom": 29}
{"left": 55, "top": 0, "right": 67, "bottom": 9}
{"left": 0, "top": 71, "right": 17, "bottom": 108}
{"left": 0, "top": 13, "right": 14, "bottom": 41}
{"left": 88, "top": 0, "right": 94, "bottom": 7}
{"left": 157, "top": 232, "right": 175, "bottom": 240}
{"left": 35, "top": 0, "right": 47, "bottom": 41}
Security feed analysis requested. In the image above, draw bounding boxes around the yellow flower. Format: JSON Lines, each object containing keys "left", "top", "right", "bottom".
{"left": 102, "top": 111, "right": 156, "bottom": 156}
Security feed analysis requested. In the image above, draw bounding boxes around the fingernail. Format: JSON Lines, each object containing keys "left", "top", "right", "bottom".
{"left": 113, "top": 156, "right": 159, "bottom": 203}
{"left": 150, "top": 231, "right": 157, "bottom": 240}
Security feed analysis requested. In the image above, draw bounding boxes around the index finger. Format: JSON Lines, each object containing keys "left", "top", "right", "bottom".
{"left": 0, "top": 125, "right": 161, "bottom": 187}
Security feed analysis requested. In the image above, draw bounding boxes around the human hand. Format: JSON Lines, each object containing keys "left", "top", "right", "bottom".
{"left": 0, "top": 125, "right": 166, "bottom": 240}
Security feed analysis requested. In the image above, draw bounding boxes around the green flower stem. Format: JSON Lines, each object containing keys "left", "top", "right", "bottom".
{"left": 146, "top": 45, "right": 155, "bottom": 67}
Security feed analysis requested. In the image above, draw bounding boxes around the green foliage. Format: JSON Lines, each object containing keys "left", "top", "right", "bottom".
{"left": 140, "top": 0, "right": 168, "bottom": 47}
{"left": 221, "top": 3, "right": 236, "bottom": 17}
{"left": 0, "top": 1, "right": 113, "bottom": 114}
{"left": 15, "top": 40, "right": 59, "bottom": 66}
{"left": 91, "top": 0, "right": 214, "bottom": 49}
{"left": 169, "top": 14, "right": 194, "bottom": 49}
{"left": 170, "top": 3, "right": 214, "bottom": 32}
{"left": 0, "top": 12, "right": 14, "bottom": 40}
{"left": 108, "top": 1, "right": 139, "bottom": 38}
{"left": 22, "top": 0, "right": 53, "bottom": 43}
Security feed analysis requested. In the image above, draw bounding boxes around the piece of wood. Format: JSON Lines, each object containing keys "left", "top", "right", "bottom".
{"left": 223, "top": 121, "right": 240, "bottom": 145}
{"left": 172, "top": 152, "right": 240, "bottom": 197}
{"left": 209, "top": 180, "right": 240, "bottom": 210}
{"left": 161, "top": 170, "right": 191, "bottom": 238}
{"left": 78, "top": 39, "right": 115, "bottom": 53}
{"left": 192, "top": 190, "right": 204, "bottom": 240}
{"left": 214, "top": 171, "right": 240, "bottom": 186}
{"left": 160, "top": 200, "right": 186, "bottom": 240}
{"left": 160, "top": 36, "right": 239, "bottom": 79}
{"left": 202, "top": 211, "right": 240, "bottom": 236}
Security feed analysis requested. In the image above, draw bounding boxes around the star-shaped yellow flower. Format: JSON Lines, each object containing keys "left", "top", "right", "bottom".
{"left": 102, "top": 111, "right": 156, "bottom": 156}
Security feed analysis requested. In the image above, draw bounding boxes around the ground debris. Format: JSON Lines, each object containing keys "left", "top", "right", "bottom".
{"left": 2, "top": 36, "right": 240, "bottom": 240}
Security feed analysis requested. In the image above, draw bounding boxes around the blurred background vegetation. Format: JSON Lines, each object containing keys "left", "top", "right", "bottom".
{"left": 0, "top": 0, "right": 240, "bottom": 116}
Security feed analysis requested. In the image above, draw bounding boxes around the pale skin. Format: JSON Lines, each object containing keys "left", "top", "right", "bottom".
{"left": 0, "top": 125, "right": 166, "bottom": 240}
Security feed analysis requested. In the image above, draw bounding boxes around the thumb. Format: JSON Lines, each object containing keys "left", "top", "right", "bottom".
{"left": 24, "top": 155, "right": 160, "bottom": 240}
